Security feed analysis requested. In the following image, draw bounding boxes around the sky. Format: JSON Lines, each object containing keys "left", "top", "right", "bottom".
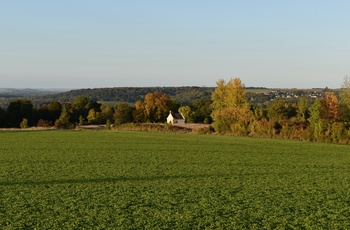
{"left": 1, "top": 1, "right": 349, "bottom": 89}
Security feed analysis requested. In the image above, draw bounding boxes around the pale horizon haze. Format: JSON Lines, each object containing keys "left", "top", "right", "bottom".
{"left": 1, "top": 1, "right": 349, "bottom": 89}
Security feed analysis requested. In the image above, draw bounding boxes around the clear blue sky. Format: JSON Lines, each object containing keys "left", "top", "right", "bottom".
{"left": 1, "top": 1, "right": 349, "bottom": 89}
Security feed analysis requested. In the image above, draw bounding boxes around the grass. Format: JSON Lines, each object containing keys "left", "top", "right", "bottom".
{"left": 1, "top": 130, "right": 350, "bottom": 228}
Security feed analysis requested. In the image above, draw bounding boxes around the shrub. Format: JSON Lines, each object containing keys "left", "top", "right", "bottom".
{"left": 37, "top": 119, "right": 50, "bottom": 127}
{"left": 20, "top": 118, "right": 29, "bottom": 129}
{"left": 191, "top": 126, "right": 214, "bottom": 134}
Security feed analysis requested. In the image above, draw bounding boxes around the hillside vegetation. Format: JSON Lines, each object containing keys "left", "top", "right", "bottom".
{"left": 40, "top": 86, "right": 214, "bottom": 105}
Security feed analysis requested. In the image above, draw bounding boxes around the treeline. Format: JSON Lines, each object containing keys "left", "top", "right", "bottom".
{"left": 210, "top": 78, "right": 350, "bottom": 144}
{"left": 0, "top": 91, "right": 212, "bottom": 128}
{"left": 3, "top": 78, "right": 350, "bottom": 145}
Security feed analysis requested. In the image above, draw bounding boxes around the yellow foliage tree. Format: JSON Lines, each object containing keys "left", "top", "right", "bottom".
{"left": 210, "top": 78, "right": 252, "bottom": 134}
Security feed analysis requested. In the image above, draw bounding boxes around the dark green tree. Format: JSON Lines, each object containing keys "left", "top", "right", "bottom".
{"left": 114, "top": 103, "right": 134, "bottom": 125}
{"left": 36, "top": 101, "right": 62, "bottom": 125}
{"left": 70, "top": 97, "right": 100, "bottom": 123}
{"left": 0, "top": 107, "right": 6, "bottom": 128}
{"left": 7, "top": 99, "right": 34, "bottom": 127}
{"left": 191, "top": 99, "right": 212, "bottom": 124}
{"left": 47, "top": 101, "right": 63, "bottom": 121}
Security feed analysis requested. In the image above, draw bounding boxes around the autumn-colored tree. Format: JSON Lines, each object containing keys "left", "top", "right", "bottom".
{"left": 210, "top": 78, "right": 252, "bottom": 134}
{"left": 211, "top": 78, "right": 248, "bottom": 112}
{"left": 133, "top": 100, "right": 146, "bottom": 123}
{"left": 320, "top": 92, "right": 340, "bottom": 123}
{"left": 225, "top": 78, "right": 249, "bottom": 108}
{"left": 211, "top": 79, "right": 227, "bottom": 113}
{"left": 143, "top": 91, "right": 174, "bottom": 123}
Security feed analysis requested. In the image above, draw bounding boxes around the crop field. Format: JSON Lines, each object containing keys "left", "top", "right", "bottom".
{"left": 1, "top": 130, "right": 350, "bottom": 228}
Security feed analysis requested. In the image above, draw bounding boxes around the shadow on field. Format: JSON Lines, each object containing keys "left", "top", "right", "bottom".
{"left": 0, "top": 173, "right": 234, "bottom": 187}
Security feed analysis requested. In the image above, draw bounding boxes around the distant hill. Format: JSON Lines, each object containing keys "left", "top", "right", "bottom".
{"left": 0, "top": 88, "right": 69, "bottom": 98}
{"left": 40, "top": 87, "right": 215, "bottom": 105}
{"left": 1, "top": 86, "right": 329, "bottom": 109}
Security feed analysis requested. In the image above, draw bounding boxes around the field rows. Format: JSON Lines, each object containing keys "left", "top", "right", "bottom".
{"left": 1, "top": 130, "right": 350, "bottom": 228}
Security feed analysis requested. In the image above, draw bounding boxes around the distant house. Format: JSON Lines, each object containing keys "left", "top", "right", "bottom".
{"left": 167, "top": 111, "right": 185, "bottom": 124}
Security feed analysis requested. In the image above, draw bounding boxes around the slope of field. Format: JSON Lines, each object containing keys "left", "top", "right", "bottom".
{"left": 1, "top": 130, "right": 350, "bottom": 228}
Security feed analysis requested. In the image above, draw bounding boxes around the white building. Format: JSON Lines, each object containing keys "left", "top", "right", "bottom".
{"left": 166, "top": 111, "right": 185, "bottom": 124}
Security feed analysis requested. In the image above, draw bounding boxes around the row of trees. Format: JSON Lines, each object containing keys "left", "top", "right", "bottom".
{"left": 210, "top": 77, "right": 350, "bottom": 144}
{"left": 0, "top": 91, "right": 212, "bottom": 129}
{"left": 3, "top": 77, "right": 350, "bottom": 144}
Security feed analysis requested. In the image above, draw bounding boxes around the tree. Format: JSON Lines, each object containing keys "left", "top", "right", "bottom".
{"left": 70, "top": 97, "right": 99, "bottom": 123}
{"left": 47, "top": 101, "right": 63, "bottom": 122}
{"left": 96, "top": 104, "right": 114, "bottom": 124}
{"left": 308, "top": 98, "right": 327, "bottom": 140}
{"left": 143, "top": 91, "right": 174, "bottom": 122}
{"left": 210, "top": 78, "right": 252, "bottom": 134}
{"left": 87, "top": 109, "right": 97, "bottom": 124}
{"left": 55, "top": 107, "right": 71, "bottom": 129}
{"left": 225, "top": 78, "right": 249, "bottom": 108}
{"left": 72, "top": 96, "right": 94, "bottom": 111}
{"left": 191, "top": 99, "right": 212, "bottom": 124}
{"left": 296, "top": 98, "right": 309, "bottom": 121}
{"left": 0, "top": 107, "right": 6, "bottom": 128}
{"left": 7, "top": 99, "right": 34, "bottom": 127}
{"left": 133, "top": 100, "right": 146, "bottom": 123}
{"left": 178, "top": 106, "right": 193, "bottom": 123}
{"left": 114, "top": 103, "right": 134, "bottom": 125}
{"left": 36, "top": 101, "right": 62, "bottom": 125}
{"left": 211, "top": 78, "right": 249, "bottom": 112}
{"left": 320, "top": 92, "right": 340, "bottom": 123}
{"left": 210, "top": 79, "right": 227, "bottom": 113}
{"left": 267, "top": 100, "right": 292, "bottom": 122}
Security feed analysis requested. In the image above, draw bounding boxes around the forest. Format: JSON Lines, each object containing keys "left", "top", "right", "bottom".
{"left": 1, "top": 78, "right": 349, "bottom": 144}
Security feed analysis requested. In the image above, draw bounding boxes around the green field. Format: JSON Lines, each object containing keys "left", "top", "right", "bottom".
{"left": 1, "top": 130, "right": 350, "bottom": 228}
